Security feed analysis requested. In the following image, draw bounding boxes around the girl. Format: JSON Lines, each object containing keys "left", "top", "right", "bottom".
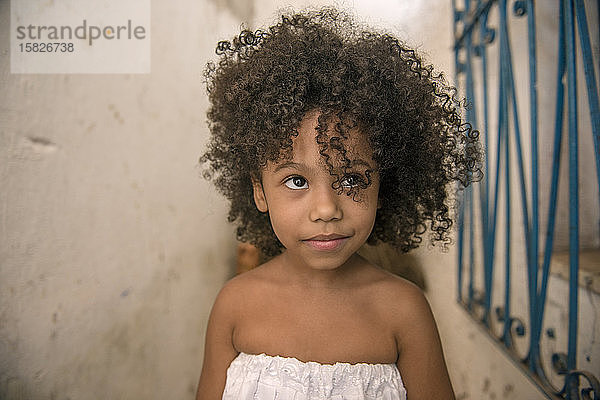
{"left": 197, "top": 7, "right": 480, "bottom": 399}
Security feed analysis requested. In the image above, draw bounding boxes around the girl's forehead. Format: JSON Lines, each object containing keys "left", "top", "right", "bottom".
{"left": 289, "top": 111, "right": 374, "bottom": 163}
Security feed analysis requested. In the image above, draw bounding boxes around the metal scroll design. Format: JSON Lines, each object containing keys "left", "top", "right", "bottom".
{"left": 453, "top": 0, "right": 599, "bottom": 399}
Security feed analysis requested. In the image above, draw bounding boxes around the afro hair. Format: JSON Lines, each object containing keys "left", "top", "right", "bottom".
{"left": 200, "top": 7, "right": 481, "bottom": 258}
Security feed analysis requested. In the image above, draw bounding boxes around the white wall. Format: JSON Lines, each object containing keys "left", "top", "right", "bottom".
{"left": 0, "top": 1, "right": 242, "bottom": 398}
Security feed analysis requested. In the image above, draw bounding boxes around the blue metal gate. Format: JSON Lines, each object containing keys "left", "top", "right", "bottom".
{"left": 452, "top": 0, "right": 599, "bottom": 398}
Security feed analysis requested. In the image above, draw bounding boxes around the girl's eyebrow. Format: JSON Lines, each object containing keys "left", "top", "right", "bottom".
{"left": 272, "top": 159, "right": 374, "bottom": 173}
{"left": 272, "top": 161, "right": 303, "bottom": 173}
{"left": 351, "top": 159, "right": 373, "bottom": 169}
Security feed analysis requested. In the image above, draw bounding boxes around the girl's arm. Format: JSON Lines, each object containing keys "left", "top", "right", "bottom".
{"left": 196, "top": 283, "right": 239, "bottom": 400}
{"left": 394, "top": 283, "right": 455, "bottom": 400}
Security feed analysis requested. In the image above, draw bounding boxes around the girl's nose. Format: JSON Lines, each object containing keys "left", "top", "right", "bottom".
{"left": 308, "top": 184, "right": 343, "bottom": 222}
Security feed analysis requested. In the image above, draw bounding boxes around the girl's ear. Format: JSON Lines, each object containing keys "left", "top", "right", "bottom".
{"left": 252, "top": 180, "right": 268, "bottom": 212}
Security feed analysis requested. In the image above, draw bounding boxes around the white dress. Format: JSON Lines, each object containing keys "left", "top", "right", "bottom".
{"left": 222, "top": 352, "right": 407, "bottom": 400}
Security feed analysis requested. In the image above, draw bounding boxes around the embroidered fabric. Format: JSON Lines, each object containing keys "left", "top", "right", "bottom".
{"left": 222, "top": 352, "right": 407, "bottom": 400}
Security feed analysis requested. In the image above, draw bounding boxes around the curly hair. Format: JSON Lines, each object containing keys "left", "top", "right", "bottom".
{"left": 200, "top": 7, "right": 481, "bottom": 258}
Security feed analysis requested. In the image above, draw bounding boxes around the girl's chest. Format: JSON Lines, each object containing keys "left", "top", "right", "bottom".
{"left": 232, "top": 290, "right": 399, "bottom": 365}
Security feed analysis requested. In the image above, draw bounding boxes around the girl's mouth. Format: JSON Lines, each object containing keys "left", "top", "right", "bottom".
{"left": 302, "top": 234, "right": 350, "bottom": 251}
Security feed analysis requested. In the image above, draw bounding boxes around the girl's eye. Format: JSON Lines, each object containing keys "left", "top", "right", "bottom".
{"left": 284, "top": 176, "right": 308, "bottom": 190}
{"left": 340, "top": 174, "right": 364, "bottom": 188}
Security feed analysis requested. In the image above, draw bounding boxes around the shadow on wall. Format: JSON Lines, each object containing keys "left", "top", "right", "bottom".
{"left": 208, "top": 0, "right": 254, "bottom": 22}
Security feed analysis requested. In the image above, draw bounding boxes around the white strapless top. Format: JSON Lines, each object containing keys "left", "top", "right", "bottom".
{"left": 222, "top": 352, "right": 407, "bottom": 399}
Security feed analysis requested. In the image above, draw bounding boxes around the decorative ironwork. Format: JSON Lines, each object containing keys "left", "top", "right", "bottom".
{"left": 452, "top": 0, "right": 599, "bottom": 399}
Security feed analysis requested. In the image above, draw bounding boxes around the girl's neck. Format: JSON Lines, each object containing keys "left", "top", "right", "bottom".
{"left": 272, "top": 251, "right": 366, "bottom": 290}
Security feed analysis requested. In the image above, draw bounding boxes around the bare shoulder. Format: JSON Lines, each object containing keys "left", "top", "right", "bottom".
{"left": 225, "top": 258, "right": 279, "bottom": 289}
{"left": 196, "top": 268, "right": 264, "bottom": 399}
{"left": 215, "top": 259, "right": 280, "bottom": 311}
{"left": 365, "top": 268, "right": 455, "bottom": 399}
{"left": 196, "top": 262, "right": 279, "bottom": 399}
{"left": 364, "top": 267, "right": 435, "bottom": 342}
{"left": 366, "top": 267, "right": 429, "bottom": 311}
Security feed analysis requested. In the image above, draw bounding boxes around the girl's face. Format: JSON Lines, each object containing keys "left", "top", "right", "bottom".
{"left": 252, "top": 111, "right": 380, "bottom": 272}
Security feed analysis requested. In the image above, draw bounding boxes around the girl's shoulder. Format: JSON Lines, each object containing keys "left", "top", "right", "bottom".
{"left": 213, "top": 259, "right": 279, "bottom": 310}
{"left": 361, "top": 263, "right": 426, "bottom": 303}
{"left": 362, "top": 266, "right": 434, "bottom": 334}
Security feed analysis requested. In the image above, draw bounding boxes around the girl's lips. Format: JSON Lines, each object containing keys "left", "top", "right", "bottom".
{"left": 302, "top": 236, "right": 350, "bottom": 251}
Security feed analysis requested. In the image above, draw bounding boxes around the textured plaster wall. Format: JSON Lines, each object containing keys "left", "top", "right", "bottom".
{"left": 0, "top": 1, "right": 244, "bottom": 399}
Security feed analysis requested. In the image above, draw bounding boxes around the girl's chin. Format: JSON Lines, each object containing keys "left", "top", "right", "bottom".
{"left": 280, "top": 248, "right": 358, "bottom": 272}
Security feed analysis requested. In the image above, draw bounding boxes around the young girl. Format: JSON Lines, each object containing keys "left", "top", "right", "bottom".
{"left": 196, "top": 7, "right": 480, "bottom": 399}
